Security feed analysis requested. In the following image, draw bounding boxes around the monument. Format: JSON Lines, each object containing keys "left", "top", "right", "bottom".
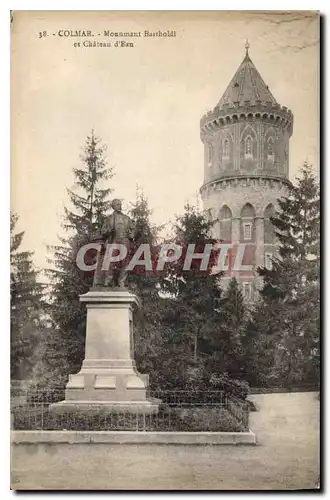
{"left": 52, "top": 199, "right": 160, "bottom": 414}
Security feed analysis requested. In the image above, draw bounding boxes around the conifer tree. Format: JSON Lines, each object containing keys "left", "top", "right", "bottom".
{"left": 260, "top": 162, "right": 319, "bottom": 293}
{"left": 32, "top": 132, "right": 113, "bottom": 390}
{"left": 247, "top": 163, "right": 320, "bottom": 387}
{"left": 207, "top": 277, "right": 246, "bottom": 379}
{"left": 10, "top": 212, "right": 44, "bottom": 380}
{"left": 126, "top": 190, "right": 167, "bottom": 383}
{"left": 157, "top": 203, "right": 222, "bottom": 386}
{"left": 128, "top": 189, "right": 161, "bottom": 296}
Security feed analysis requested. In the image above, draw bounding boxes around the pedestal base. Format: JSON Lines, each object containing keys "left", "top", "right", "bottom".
{"left": 51, "top": 290, "right": 160, "bottom": 415}
{"left": 51, "top": 399, "right": 161, "bottom": 415}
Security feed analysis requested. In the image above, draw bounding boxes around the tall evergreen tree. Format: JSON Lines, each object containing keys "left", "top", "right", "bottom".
{"left": 32, "top": 132, "right": 113, "bottom": 390}
{"left": 207, "top": 277, "right": 246, "bottom": 380}
{"left": 156, "top": 203, "right": 223, "bottom": 387}
{"left": 128, "top": 189, "right": 162, "bottom": 295}
{"left": 126, "top": 190, "right": 168, "bottom": 384}
{"left": 261, "top": 162, "right": 319, "bottom": 291}
{"left": 10, "top": 212, "right": 44, "bottom": 380}
{"left": 247, "top": 163, "right": 320, "bottom": 387}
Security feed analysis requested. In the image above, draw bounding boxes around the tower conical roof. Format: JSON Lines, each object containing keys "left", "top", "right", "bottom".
{"left": 217, "top": 50, "right": 278, "bottom": 108}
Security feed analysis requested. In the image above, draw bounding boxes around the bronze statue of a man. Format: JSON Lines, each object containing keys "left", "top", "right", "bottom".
{"left": 92, "top": 199, "right": 135, "bottom": 289}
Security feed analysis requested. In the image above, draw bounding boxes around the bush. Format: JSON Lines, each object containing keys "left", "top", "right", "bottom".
{"left": 12, "top": 405, "right": 246, "bottom": 432}
{"left": 209, "top": 373, "right": 249, "bottom": 400}
{"left": 149, "top": 364, "right": 250, "bottom": 401}
{"left": 169, "top": 407, "right": 245, "bottom": 432}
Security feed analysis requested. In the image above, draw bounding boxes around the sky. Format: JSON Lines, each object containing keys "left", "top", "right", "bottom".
{"left": 11, "top": 11, "right": 319, "bottom": 270}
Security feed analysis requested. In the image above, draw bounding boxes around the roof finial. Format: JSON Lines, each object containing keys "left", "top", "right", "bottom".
{"left": 245, "top": 38, "right": 250, "bottom": 56}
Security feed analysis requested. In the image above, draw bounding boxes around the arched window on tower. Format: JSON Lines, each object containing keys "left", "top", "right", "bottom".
{"left": 206, "top": 208, "right": 214, "bottom": 223}
{"left": 223, "top": 139, "right": 229, "bottom": 159}
{"left": 218, "top": 205, "right": 232, "bottom": 242}
{"left": 264, "top": 203, "right": 276, "bottom": 244}
{"left": 245, "top": 136, "right": 253, "bottom": 159}
{"left": 240, "top": 203, "right": 256, "bottom": 242}
{"left": 240, "top": 203, "right": 256, "bottom": 267}
{"left": 267, "top": 137, "right": 275, "bottom": 162}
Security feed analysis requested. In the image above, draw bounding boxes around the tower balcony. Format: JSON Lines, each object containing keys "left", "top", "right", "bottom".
{"left": 200, "top": 173, "right": 292, "bottom": 198}
{"left": 200, "top": 101, "right": 293, "bottom": 138}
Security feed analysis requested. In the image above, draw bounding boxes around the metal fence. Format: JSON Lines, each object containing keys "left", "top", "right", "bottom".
{"left": 11, "top": 389, "right": 249, "bottom": 432}
{"left": 149, "top": 389, "right": 226, "bottom": 406}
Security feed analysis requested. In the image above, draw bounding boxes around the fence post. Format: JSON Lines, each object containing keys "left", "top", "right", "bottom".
{"left": 244, "top": 402, "right": 249, "bottom": 430}
{"left": 41, "top": 403, "right": 44, "bottom": 429}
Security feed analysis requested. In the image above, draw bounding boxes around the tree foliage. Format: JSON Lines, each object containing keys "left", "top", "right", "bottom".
{"left": 246, "top": 163, "right": 320, "bottom": 388}
{"left": 131, "top": 203, "right": 249, "bottom": 396}
{"left": 11, "top": 212, "right": 44, "bottom": 380}
{"left": 32, "top": 132, "right": 113, "bottom": 389}
{"left": 207, "top": 277, "right": 246, "bottom": 380}
{"left": 159, "top": 204, "right": 222, "bottom": 364}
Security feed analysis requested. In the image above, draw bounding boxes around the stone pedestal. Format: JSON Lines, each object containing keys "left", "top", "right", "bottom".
{"left": 52, "top": 290, "right": 160, "bottom": 414}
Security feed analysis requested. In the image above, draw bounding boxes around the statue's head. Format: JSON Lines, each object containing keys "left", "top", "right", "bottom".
{"left": 111, "top": 199, "right": 122, "bottom": 212}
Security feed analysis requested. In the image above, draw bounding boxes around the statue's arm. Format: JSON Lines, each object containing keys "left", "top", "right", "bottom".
{"left": 101, "top": 215, "right": 114, "bottom": 239}
{"left": 92, "top": 216, "right": 113, "bottom": 242}
{"left": 127, "top": 217, "right": 137, "bottom": 241}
